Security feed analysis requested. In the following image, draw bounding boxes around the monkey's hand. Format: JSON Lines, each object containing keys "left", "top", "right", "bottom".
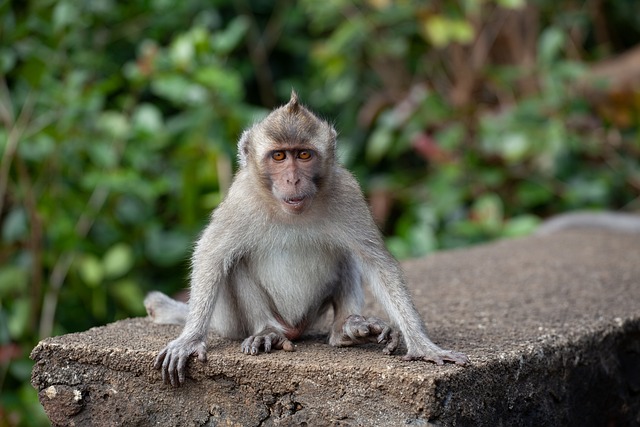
{"left": 154, "top": 336, "right": 207, "bottom": 387}
{"left": 403, "top": 343, "right": 469, "bottom": 366}
{"left": 331, "top": 315, "right": 401, "bottom": 355}
{"left": 241, "top": 328, "right": 295, "bottom": 355}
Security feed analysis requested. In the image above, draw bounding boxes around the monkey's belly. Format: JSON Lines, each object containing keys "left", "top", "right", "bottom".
{"left": 248, "top": 245, "right": 340, "bottom": 325}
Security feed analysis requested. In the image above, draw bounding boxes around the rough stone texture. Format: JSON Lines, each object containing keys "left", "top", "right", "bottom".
{"left": 31, "top": 230, "right": 640, "bottom": 426}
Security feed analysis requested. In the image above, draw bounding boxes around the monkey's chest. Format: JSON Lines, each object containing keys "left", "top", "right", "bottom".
{"left": 248, "top": 244, "right": 341, "bottom": 319}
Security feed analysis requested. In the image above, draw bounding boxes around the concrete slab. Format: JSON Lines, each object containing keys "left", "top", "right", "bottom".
{"left": 31, "top": 230, "right": 640, "bottom": 426}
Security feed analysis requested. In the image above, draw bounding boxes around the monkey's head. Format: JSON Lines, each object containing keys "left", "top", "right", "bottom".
{"left": 238, "top": 91, "right": 338, "bottom": 215}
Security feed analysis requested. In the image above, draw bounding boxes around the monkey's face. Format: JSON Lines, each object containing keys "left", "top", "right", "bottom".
{"left": 238, "top": 91, "right": 337, "bottom": 216}
{"left": 263, "top": 148, "right": 321, "bottom": 215}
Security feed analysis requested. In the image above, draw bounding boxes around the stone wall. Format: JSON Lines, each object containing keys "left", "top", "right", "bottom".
{"left": 31, "top": 230, "right": 640, "bottom": 426}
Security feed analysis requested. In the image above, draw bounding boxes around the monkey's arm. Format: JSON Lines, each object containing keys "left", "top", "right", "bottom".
{"left": 154, "top": 224, "right": 222, "bottom": 386}
{"left": 154, "top": 199, "right": 248, "bottom": 387}
{"left": 336, "top": 170, "right": 468, "bottom": 365}
{"left": 359, "top": 246, "right": 468, "bottom": 365}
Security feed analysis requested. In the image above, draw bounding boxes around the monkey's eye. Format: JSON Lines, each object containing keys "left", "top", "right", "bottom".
{"left": 298, "top": 151, "right": 312, "bottom": 160}
{"left": 271, "top": 151, "right": 286, "bottom": 161}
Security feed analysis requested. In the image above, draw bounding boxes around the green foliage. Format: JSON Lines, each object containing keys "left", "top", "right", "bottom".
{"left": 1, "top": 0, "right": 639, "bottom": 425}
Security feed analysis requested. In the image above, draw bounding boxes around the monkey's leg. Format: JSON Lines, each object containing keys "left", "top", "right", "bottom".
{"left": 330, "top": 314, "right": 401, "bottom": 355}
{"left": 241, "top": 327, "right": 295, "bottom": 355}
{"left": 144, "top": 291, "right": 188, "bottom": 325}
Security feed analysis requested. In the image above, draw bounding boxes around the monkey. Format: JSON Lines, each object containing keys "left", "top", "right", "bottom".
{"left": 144, "top": 91, "right": 469, "bottom": 387}
{"left": 535, "top": 211, "right": 640, "bottom": 235}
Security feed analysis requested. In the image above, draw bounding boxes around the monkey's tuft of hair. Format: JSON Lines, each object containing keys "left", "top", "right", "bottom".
{"left": 287, "top": 90, "right": 300, "bottom": 113}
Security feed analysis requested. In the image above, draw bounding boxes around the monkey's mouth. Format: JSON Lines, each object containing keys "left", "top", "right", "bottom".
{"left": 283, "top": 196, "right": 307, "bottom": 211}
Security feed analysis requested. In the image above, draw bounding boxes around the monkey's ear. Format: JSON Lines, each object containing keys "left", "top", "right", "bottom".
{"left": 328, "top": 125, "right": 338, "bottom": 153}
{"left": 237, "top": 130, "right": 251, "bottom": 168}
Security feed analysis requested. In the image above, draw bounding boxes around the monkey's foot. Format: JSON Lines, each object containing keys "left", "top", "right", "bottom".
{"left": 403, "top": 347, "right": 469, "bottom": 366}
{"left": 330, "top": 314, "right": 400, "bottom": 355}
{"left": 241, "top": 329, "right": 295, "bottom": 355}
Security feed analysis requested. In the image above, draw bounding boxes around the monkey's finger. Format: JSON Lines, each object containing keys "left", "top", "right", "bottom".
{"left": 168, "top": 354, "right": 180, "bottom": 387}
{"left": 154, "top": 348, "right": 167, "bottom": 370}
{"left": 176, "top": 355, "right": 188, "bottom": 386}
{"left": 263, "top": 335, "right": 272, "bottom": 353}
{"left": 443, "top": 351, "right": 470, "bottom": 366}
{"left": 382, "top": 330, "right": 400, "bottom": 355}
{"left": 366, "top": 317, "right": 385, "bottom": 335}
{"left": 343, "top": 315, "right": 367, "bottom": 340}
{"left": 241, "top": 338, "right": 251, "bottom": 354}
{"left": 250, "top": 336, "right": 264, "bottom": 355}
{"left": 376, "top": 325, "right": 392, "bottom": 344}
{"left": 161, "top": 354, "right": 172, "bottom": 385}
{"left": 344, "top": 322, "right": 369, "bottom": 340}
{"left": 160, "top": 366, "right": 167, "bottom": 385}
{"left": 357, "top": 324, "right": 370, "bottom": 337}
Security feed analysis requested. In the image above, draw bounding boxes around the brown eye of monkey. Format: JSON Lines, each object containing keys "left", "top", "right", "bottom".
{"left": 272, "top": 151, "right": 286, "bottom": 161}
{"left": 298, "top": 151, "right": 312, "bottom": 160}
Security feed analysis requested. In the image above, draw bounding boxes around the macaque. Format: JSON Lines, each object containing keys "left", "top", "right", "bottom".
{"left": 145, "top": 91, "right": 468, "bottom": 387}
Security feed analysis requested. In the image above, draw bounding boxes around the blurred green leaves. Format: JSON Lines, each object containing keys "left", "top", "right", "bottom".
{"left": 421, "top": 16, "right": 474, "bottom": 47}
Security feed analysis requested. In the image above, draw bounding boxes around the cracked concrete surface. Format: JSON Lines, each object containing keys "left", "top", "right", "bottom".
{"left": 31, "top": 230, "right": 640, "bottom": 426}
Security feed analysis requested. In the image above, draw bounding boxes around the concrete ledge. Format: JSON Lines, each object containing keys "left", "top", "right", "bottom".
{"left": 31, "top": 230, "right": 640, "bottom": 426}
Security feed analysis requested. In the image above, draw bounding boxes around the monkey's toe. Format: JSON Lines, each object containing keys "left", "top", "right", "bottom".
{"left": 334, "top": 315, "right": 400, "bottom": 354}
{"left": 241, "top": 330, "right": 294, "bottom": 355}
